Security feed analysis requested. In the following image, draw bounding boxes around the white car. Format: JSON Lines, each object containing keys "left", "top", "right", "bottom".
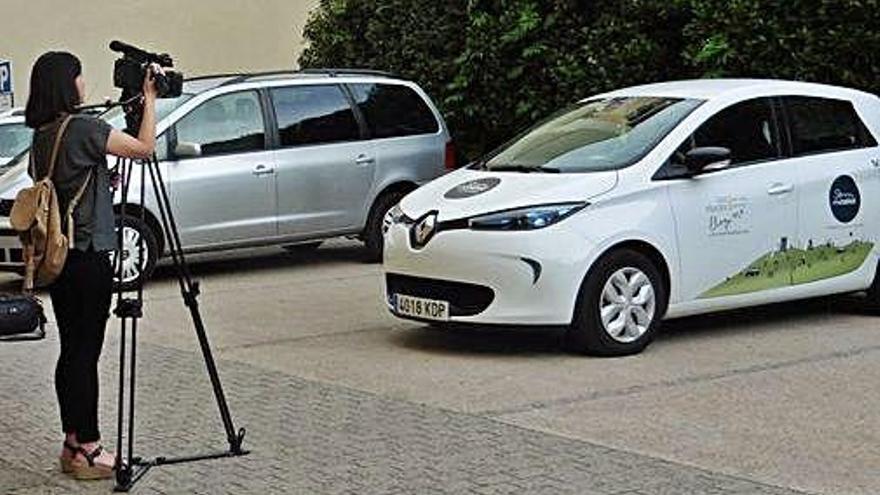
{"left": 0, "top": 109, "right": 31, "bottom": 167}
{"left": 383, "top": 79, "right": 880, "bottom": 356}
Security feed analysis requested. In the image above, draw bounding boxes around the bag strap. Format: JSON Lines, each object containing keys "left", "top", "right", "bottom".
{"left": 22, "top": 237, "right": 35, "bottom": 293}
{"left": 28, "top": 148, "right": 35, "bottom": 179}
{"left": 44, "top": 114, "right": 74, "bottom": 181}
{"left": 65, "top": 169, "right": 93, "bottom": 243}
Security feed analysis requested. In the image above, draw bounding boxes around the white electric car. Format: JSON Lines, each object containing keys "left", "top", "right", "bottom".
{"left": 383, "top": 79, "right": 880, "bottom": 356}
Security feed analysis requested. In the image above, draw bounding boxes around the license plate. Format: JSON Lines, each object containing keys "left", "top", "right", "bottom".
{"left": 394, "top": 294, "right": 450, "bottom": 321}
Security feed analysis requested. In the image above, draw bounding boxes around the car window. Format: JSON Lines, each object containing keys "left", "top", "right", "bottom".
{"left": 784, "top": 96, "right": 877, "bottom": 156}
{"left": 270, "top": 85, "right": 360, "bottom": 147}
{"left": 674, "top": 98, "right": 780, "bottom": 166}
{"left": 348, "top": 83, "right": 439, "bottom": 139}
{"left": 175, "top": 91, "right": 265, "bottom": 157}
{"left": 0, "top": 123, "right": 33, "bottom": 160}
{"left": 102, "top": 94, "right": 193, "bottom": 130}
{"left": 483, "top": 97, "right": 703, "bottom": 173}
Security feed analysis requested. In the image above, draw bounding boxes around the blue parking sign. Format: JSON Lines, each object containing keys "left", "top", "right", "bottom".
{"left": 0, "top": 61, "right": 11, "bottom": 94}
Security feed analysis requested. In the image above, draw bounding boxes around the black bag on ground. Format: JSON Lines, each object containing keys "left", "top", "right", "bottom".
{"left": 0, "top": 293, "right": 46, "bottom": 341}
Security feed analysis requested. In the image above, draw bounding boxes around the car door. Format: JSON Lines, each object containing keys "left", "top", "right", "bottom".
{"left": 270, "top": 84, "right": 375, "bottom": 237}
{"left": 662, "top": 97, "right": 800, "bottom": 305}
{"left": 167, "top": 90, "right": 277, "bottom": 248}
{"left": 346, "top": 82, "right": 445, "bottom": 195}
{"left": 781, "top": 96, "right": 880, "bottom": 292}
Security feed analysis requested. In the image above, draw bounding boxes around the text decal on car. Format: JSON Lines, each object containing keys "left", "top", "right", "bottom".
{"left": 829, "top": 175, "right": 860, "bottom": 223}
{"left": 444, "top": 178, "right": 501, "bottom": 199}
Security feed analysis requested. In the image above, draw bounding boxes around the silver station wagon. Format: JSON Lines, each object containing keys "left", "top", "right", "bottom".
{"left": 0, "top": 70, "right": 454, "bottom": 288}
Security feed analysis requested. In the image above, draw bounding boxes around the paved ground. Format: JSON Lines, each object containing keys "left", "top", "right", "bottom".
{"left": 0, "top": 240, "right": 877, "bottom": 494}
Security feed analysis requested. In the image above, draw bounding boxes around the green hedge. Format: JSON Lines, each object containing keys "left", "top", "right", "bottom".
{"left": 684, "top": 0, "right": 880, "bottom": 92}
{"left": 300, "top": 0, "right": 880, "bottom": 161}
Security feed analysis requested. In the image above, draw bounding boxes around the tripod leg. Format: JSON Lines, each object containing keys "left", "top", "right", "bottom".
{"left": 127, "top": 155, "right": 148, "bottom": 463}
{"left": 114, "top": 157, "right": 133, "bottom": 488}
{"left": 145, "top": 157, "right": 245, "bottom": 453}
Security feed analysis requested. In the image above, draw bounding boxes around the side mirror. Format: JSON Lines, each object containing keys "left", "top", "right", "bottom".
{"left": 684, "top": 146, "right": 731, "bottom": 175}
{"left": 174, "top": 141, "right": 202, "bottom": 159}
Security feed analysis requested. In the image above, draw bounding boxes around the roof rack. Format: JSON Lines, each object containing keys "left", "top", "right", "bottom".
{"left": 184, "top": 68, "right": 398, "bottom": 90}
{"left": 184, "top": 73, "right": 249, "bottom": 83}
{"left": 295, "top": 68, "right": 396, "bottom": 78}
{"left": 221, "top": 70, "right": 302, "bottom": 86}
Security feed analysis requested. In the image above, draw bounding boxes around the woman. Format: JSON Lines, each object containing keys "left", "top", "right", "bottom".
{"left": 25, "top": 51, "right": 158, "bottom": 480}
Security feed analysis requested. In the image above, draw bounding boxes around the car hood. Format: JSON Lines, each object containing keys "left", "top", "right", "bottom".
{"left": 400, "top": 168, "right": 618, "bottom": 222}
{"left": 0, "top": 157, "right": 30, "bottom": 201}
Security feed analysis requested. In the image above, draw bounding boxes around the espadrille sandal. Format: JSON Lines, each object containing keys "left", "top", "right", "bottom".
{"left": 69, "top": 444, "right": 115, "bottom": 480}
{"left": 59, "top": 441, "right": 79, "bottom": 473}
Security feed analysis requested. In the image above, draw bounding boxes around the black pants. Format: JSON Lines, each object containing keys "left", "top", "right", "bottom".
{"left": 50, "top": 249, "right": 113, "bottom": 443}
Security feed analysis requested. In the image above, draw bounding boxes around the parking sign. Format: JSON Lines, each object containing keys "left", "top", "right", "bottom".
{"left": 0, "top": 60, "right": 11, "bottom": 94}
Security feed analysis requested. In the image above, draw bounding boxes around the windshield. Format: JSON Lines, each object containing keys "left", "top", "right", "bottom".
{"left": 101, "top": 93, "right": 194, "bottom": 130}
{"left": 0, "top": 122, "right": 33, "bottom": 163}
{"left": 484, "top": 97, "right": 703, "bottom": 173}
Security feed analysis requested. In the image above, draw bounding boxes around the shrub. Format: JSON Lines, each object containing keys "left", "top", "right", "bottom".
{"left": 300, "top": 0, "right": 880, "bottom": 160}
{"left": 684, "top": 0, "right": 880, "bottom": 93}
{"left": 444, "top": 0, "right": 689, "bottom": 157}
{"left": 299, "top": 0, "right": 468, "bottom": 118}
{"left": 300, "top": 0, "right": 688, "bottom": 160}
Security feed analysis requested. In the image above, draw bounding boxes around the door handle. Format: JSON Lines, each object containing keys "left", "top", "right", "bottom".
{"left": 355, "top": 155, "right": 375, "bottom": 166}
{"left": 767, "top": 183, "right": 794, "bottom": 196}
{"left": 252, "top": 164, "right": 275, "bottom": 176}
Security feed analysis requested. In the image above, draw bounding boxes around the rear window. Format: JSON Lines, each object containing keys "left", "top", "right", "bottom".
{"left": 271, "top": 85, "right": 361, "bottom": 147}
{"left": 348, "top": 83, "right": 439, "bottom": 139}
{"left": 785, "top": 96, "right": 877, "bottom": 156}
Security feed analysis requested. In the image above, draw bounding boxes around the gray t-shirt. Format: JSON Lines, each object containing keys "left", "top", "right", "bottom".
{"left": 30, "top": 114, "right": 115, "bottom": 252}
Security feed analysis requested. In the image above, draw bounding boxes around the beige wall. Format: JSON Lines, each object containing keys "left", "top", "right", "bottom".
{"left": 1, "top": 0, "right": 319, "bottom": 106}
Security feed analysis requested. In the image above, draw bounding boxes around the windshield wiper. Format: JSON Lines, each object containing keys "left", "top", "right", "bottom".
{"left": 489, "top": 164, "right": 560, "bottom": 173}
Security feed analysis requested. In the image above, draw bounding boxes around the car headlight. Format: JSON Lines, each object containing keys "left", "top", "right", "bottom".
{"left": 468, "top": 203, "right": 587, "bottom": 231}
{"left": 383, "top": 204, "right": 409, "bottom": 234}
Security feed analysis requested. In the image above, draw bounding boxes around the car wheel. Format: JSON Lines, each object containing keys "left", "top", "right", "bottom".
{"left": 283, "top": 241, "right": 322, "bottom": 255}
{"left": 363, "top": 191, "right": 407, "bottom": 263}
{"left": 110, "top": 215, "right": 159, "bottom": 292}
{"left": 862, "top": 260, "right": 880, "bottom": 312}
{"left": 565, "top": 249, "right": 667, "bottom": 356}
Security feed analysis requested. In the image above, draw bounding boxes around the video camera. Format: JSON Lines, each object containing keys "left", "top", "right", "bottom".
{"left": 111, "top": 40, "right": 183, "bottom": 99}
{"left": 110, "top": 40, "right": 183, "bottom": 134}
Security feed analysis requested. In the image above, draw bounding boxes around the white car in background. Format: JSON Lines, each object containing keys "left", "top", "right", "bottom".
{"left": 384, "top": 79, "right": 880, "bottom": 356}
{"left": 0, "top": 109, "right": 32, "bottom": 167}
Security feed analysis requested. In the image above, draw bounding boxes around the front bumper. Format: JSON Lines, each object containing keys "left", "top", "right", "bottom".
{"left": 383, "top": 221, "right": 596, "bottom": 325}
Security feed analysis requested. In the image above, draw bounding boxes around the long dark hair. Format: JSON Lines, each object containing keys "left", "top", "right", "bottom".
{"left": 24, "top": 52, "right": 82, "bottom": 128}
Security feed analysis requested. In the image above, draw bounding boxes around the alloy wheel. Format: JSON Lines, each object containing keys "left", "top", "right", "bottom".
{"left": 110, "top": 225, "right": 149, "bottom": 285}
{"left": 598, "top": 267, "right": 656, "bottom": 343}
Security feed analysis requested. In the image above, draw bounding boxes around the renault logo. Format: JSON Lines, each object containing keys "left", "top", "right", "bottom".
{"left": 411, "top": 212, "right": 438, "bottom": 248}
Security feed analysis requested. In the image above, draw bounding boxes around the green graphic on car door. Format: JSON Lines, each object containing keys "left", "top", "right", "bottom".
{"left": 700, "top": 239, "right": 874, "bottom": 298}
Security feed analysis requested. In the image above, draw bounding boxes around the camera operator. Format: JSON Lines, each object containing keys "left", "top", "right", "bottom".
{"left": 24, "top": 51, "right": 159, "bottom": 480}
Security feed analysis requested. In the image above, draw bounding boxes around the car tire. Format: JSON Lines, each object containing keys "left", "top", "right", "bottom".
{"left": 862, "top": 260, "right": 880, "bottom": 313}
{"left": 111, "top": 215, "right": 159, "bottom": 292}
{"left": 363, "top": 191, "right": 407, "bottom": 263}
{"left": 565, "top": 249, "right": 667, "bottom": 356}
{"left": 283, "top": 241, "right": 322, "bottom": 255}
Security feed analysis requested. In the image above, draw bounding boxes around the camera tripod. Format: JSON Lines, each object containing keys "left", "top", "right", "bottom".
{"left": 111, "top": 151, "right": 248, "bottom": 492}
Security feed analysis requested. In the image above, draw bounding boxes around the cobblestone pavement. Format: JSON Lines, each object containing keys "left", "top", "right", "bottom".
{"left": 0, "top": 331, "right": 807, "bottom": 495}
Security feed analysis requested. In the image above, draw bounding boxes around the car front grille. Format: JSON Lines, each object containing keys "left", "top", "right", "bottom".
{"left": 386, "top": 273, "right": 495, "bottom": 317}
